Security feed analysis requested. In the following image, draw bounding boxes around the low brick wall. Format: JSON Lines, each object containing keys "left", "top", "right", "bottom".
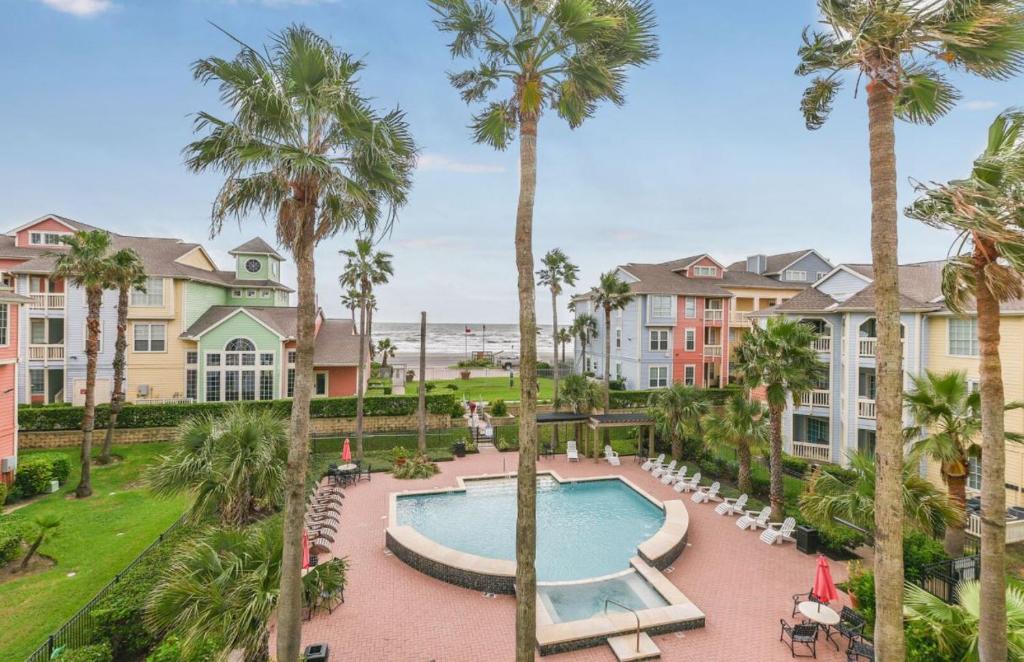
{"left": 19, "top": 412, "right": 454, "bottom": 449}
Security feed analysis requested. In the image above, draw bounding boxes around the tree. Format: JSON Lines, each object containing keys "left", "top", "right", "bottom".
{"left": 147, "top": 406, "right": 288, "bottom": 528}
{"left": 733, "top": 317, "right": 820, "bottom": 520}
{"left": 341, "top": 287, "right": 360, "bottom": 321}
{"left": 570, "top": 313, "right": 598, "bottom": 373}
{"left": 649, "top": 385, "right": 709, "bottom": 464}
{"left": 537, "top": 248, "right": 579, "bottom": 409}
{"left": 906, "top": 109, "right": 1024, "bottom": 656}
{"left": 591, "top": 271, "right": 634, "bottom": 412}
{"left": 17, "top": 514, "right": 61, "bottom": 572}
{"left": 559, "top": 373, "right": 602, "bottom": 450}
{"left": 556, "top": 327, "right": 572, "bottom": 365}
{"left": 429, "top": 3, "right": 657, "bottom": 657}
{"left": 100, "top": 248, "right": 146, "bottom": 464}
{"left": 340, "top": 239, "right": 394, "bottom": 460}
{"left": 796, "top": 4, "right": 1024, "bottom": 656}
{"left": 184, "top": 26, "right": 416, "bottom": 662}
{"left": 703, "top": 393, "right": 769, "bottom": 494}
{"left": 377, "top": 337, "right": 397, "bottom": 369}
{"left": 53, "top": 230, "right": 114, "bottom": 498}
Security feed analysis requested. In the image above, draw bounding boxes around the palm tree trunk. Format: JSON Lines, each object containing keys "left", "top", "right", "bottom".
{"left": 514, "top": 115, "right": 540, "bottom": 662}
{"left": 866, "top": 77, "right": 906, "bottom": 661}
{"left": 551, "top": 289, "right": 559, "bottom": 410}
{"left": 581, "top": 339, "right": 587, "bottom": 375}
{"left": 976, "top": 252, "right": 1008, "bottom": 662}
{"left": 768, "top": 402, "right": 783, "bottom": 520}
{"left": 944, "top": 469, "right": 967, "bottom": 558}
{"left": 737, "top": 441, "right": 752, "bottom": 495}
{"left": 603, "top": 309, "right": 611, "bottom": 414}
{"left": 366, "top": 302, "right": 374, "bottom": 362}
{"left": 75, "top": 289, "right": 102, "bottom": 498}
{"left": 418, "top": 311, "right": 427, "bottom": 455}
{"left": 101, "top": 286, "right": 129, "bottom": 464}
{"left": 355, "top": 296, "right": 367, "bottom": 459}
{"left": 275, "top": 222, "right": 317, "bottom": 662}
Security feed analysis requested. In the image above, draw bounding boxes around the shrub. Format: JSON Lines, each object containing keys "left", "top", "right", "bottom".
{"left": 444, "top": 384, "right": 459, "bottom": 392}
{"left": 0, "top": 481, "right": 7, "bottom": 506}
{"left": 393, "top": 455, "right": 439, "bottom": 479}
{"left": 382, "top": 387, "right": 392, "bottom": 395}
{"left": 903, "top": 530, "right": 948, "bottom": 583}
{"left": 497, "top": 439, "right": 511, "bottom": 452}
{"left": 608, "top": 379, "right": 626, "bottom": 391}
{"left": 814, "top": 521, "right": 865, "bottom": 553}
{"left": 490, "top": 400, "right": 509, "bottom": 417}
{"left": 820, "top": 464, "right": 858, "bottom": 484}
{"left": 14, "top": 457, "right": 57, "bottom": 497}
{"left": 845, "top": 569, "right": 876, "bottom": 625}
{"left": 56, "top": 643, "right": 112, "bottom": 662}
{"left": 781, "top": 454, "right": 810, "bottom": 477}
{"left": 449, "top": 400, "right": 464, "bottom": 418}
{"left": 146, "top": 635, "right": 222, "bottom": 662}
{"left": 0, "top": 515, "right": 29, "bottom": 566}
{"left": 905, "top": 622, "right": 942, "bottom": 662}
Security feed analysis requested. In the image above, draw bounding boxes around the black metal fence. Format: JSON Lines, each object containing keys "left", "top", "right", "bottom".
{"left": 917, "top": 555, "right": 981, "bottom": 604}
{"left": 23, "top": 513, "right": 188, "bottom": 662}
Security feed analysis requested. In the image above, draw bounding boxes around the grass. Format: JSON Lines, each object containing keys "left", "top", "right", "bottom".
{"left": 425, "top": 376, "right": 555, "bottom": 403}
{"left": 493, "top": 424, "right": 645, "bottom": 456}
{"left": 0, "top": 443, "right": 188, "bottom": 661}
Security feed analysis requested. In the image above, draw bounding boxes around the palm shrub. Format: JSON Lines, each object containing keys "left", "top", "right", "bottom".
{"left": 16, "top": 514, "right": 61, "bottom": 572}
{"left": 302, "top": 557, "right": 349, "bottom": 608}
{"left": 703, "top": 393, "right": 769, "bottom": 495}
{"left": 648, "top": 385, "right": 709, "bottom": 464}
{"left": 392, "top": 454, "right": 439, "bottom": 479}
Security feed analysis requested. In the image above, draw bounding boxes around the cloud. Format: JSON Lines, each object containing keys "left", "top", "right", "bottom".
{"left": 39, "top": 0, "right": 113, "bottom": 16}
{"left": 417, "top": 153, "right": 505, "bottom": 174}
{"left": 964, "top": 100, "right": 999, "bottom": 111}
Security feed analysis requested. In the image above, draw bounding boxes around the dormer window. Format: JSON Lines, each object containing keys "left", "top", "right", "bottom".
{"left": 693, "top": 265, "right": 717, "bottom": 277}
{"left": 30, "top": 232, "right": 66, "bottom": 246}
{"left": 245, "top": 258, "right": 262, "bottom": 274}
{"left": 785, "top": 269, "right": 808, "bottom": 281}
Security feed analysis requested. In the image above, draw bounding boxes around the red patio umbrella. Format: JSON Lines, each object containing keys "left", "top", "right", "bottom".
{"left": 302, "top": 529, "right": 310, "bottom": 570}
{"left": 813, "top": 555, "right": 839, "bottom": 604}
{"left": 341, "top": 437, "right": 352, "bottom": 463}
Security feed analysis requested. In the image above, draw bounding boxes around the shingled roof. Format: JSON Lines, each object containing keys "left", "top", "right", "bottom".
{"left": 726, "top": 249, "right": 824, "bottom": 275}
{"left": 230, "top": 237, "right": 284, "bottom": 260}
{"left": 618, "top": 263, "right": 733, "bottom": 297}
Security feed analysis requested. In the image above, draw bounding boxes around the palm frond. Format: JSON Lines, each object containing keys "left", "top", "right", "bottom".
{"left": 895, "top": 65, "right": 961, "bottom": 125}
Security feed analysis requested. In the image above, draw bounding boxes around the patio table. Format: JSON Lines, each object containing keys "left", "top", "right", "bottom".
{"left": 798, "top": 601, "right": 840, "bottom": 650}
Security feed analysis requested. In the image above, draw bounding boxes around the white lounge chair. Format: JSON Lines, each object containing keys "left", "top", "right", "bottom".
{"left": 715, "top": 493, "right": 748, "bottom": 516}
{"left": 691, "top": 481, "right": 721, "bottom": 503}
{"left": 603, "top": 445, "right": 620, "bottom": 466}
{"left": 566, "top": 441, "right": 579, "bottom": 462}
{"left": 673, "top": 472, "right": 701, "bottom": 493}
{"left": 652, "top": 460, "right": 677, "bottom": 479}
{"left": 736, "top": 506, "right": 771, "bottom": 531}
{"left": 760, "top": 517, "right": 797, "bottom": 545}
{"left": 660, "top": 464, "right": 687, "bottom": 485}
{"left": 641, "top": 453, "right": 665, "bottom": 473}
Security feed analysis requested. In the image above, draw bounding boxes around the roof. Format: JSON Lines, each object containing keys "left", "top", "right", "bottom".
{"left": 619, "top": 263, "right": 733, "bottom": 297}
{"left": 0, "top": 291, "right": 33, "bottom": 304}
{"left": 720, "top": 269, "right": 806, "bottom": 290}
{"left": 762, "top": 288, "right": 840, "bottom": 314}
{"left": 536, "top": 412, "right": 591, "bottom": 424}
{"left": 588, "top": 412, "right": 654, "bottom": 427}
{"left": 726, "top": 249, "right": 828, "bottom": 275}
{"left": 182, "top": 306, "right": 299, "bottom": 338}
{"left": 230, "top": 237, "right": 284, "bottom": 260}
{"left": 314, "top": 319, "right": 366, "bottom": 366}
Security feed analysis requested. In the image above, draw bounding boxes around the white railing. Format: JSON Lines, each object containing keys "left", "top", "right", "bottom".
{"left": 799, "top": 390, "right": 830, "bottom": 408}
{"left": 29, "top": 293, "right": 65, "bottom": 310}
{"left": 967, "top": 513, "right": 1024, "bottom": 544}
{"left": 792, "top": 441, "right": 831, "bottom": 463}
{"left": 703, "top": 345, "right": 723, "bottom": 358}
{"left": 703, "top": 309, "right": 723, "bottom": 322}
{"left": 28, "top": 344, "right": 64, "bottom": 361}
{"left": 858, "top": 338, "right": 877, "bottom": 357}
{"left": 858, "top": 398, "right": 876, "bottom": 419}
{"left": 731, "top": 310, "right": 754, "bottom": 325}
{"left": 813, "top": 337, "right": 832, "bottom": 353}
{"left": 135, "top": 397, "right": 195, "bottom": 405}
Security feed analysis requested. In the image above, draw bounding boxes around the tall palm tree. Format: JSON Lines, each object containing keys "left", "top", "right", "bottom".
{"left": 570, "top": 313, "right": 598, "bottom": 374}
{"left": 537, "top": 248, "right": 579, "bottom": 408}
{"left": 184, "top": 26, "right": 416, "bottom": 662}
{"left": 341, "top": 287, "right": 360, "bottom": 321}
{"left": 559, "top": 373, "right": 602, "bottom": 447}
{"left": 703, "top": 393, "right": 769, "bottom": 495}
{"left": 796, "top": 5, "right": 1024, "bottom": 656}
{"left": 906, "top": 109, "right": 1024, "bottom": 655}
{"left": 100, "top": 248, "right": 146, "bottom": 464}
{"left": 340, "top": 239, "right": 394, "bottom": 459}
{"left": 649, "top": 384, "right": 709, "bottom": 463}
{"left": 430, "top": 4, "right": 657, "bottom": 656}
{"left": 146, "top": 406, "right": 288, "bottom": 528}
{"left": 556, "top": 327, "right": 572, "bottom": 366}
{"left": 592, "top": 271, "right": 635, "bottom": 413}
{"left": 52, "top": 230, "right": 114, "bottom": 499}
{"left": 377, "top": 337, "right": 397, "bottom": 369}
{"left": 734, "top": 317, "right": 820, "bottom": 520}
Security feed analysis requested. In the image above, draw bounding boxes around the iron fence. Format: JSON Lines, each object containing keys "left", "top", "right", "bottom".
{"left": 24, "top": 513, "right": 188, "bottom": 662}
{"left": 917, "top": 555, "right": 981, "bottom": 604}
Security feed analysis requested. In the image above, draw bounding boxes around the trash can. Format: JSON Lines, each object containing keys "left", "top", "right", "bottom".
{"left": 795, "top": 525, "right": 819, "bottom": 555}
{"left": 304, "top": 643, "right": 329, "bottom": 662}
{"left": 453, "top": 441, "right": 466, "bottom": 458}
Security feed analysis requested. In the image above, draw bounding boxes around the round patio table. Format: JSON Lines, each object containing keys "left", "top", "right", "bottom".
{"left": 797, "top": 601, "right": 839, "bottom": 626}
{"left": 337, "top": 463, "right": 358, "bottom": 472}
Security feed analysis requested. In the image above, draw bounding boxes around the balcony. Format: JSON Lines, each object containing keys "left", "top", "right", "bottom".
{"left": 812, "top": 337, "right": 832, "bottom": 353}
{"left": 799, "top": 390, "right": 830, "bottom": 408}
{"left": 857, "top": 398, "right": 876, "bottom": 419}
{"left": 858, "top": 338, "right": 876, "bottom": 357}
{"left": 730, "top": 310, "right": 754, "bottom": 326}
{"left": 29, "top": 293, "right": 65, "bottom": 310}
{"left": 28, "top": 344, "right": 64, "bottom": 361}
{"left": 791, "top": 441, "right": 831, "bottom": 463}
{"left": 703, "top": 345, "right": 723, "bottom": 358}
{"left": 703, "top": 309, "right": 723, "bottom": 323}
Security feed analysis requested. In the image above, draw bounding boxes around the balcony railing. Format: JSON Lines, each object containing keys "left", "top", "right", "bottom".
{"left": 791, "top": 441, "right": 831, "bottom": 463}
{"left": 28, "top": 344, "right": 64, "bottom": 361}
{"left": 858, "top": 338, "right": 876, "bottom": 357}
{"left": 703, "top": 309, "right": 723, "bottom": 323}
{"left": 29, "top": 293, "right": 65, "bottom": 310}
{"left": 799, "top": 390, "right": 831, "bottom": 408}
{"left": 731, "top": 310, "right": 754, "bottom": 326}
{"left": 967, "top": 512, "right": 1024, "bottom": 544}
{"left": 858, "top": 398, "right": 876, "bottom": 419}
{"left": 703, "top": 344, "right": 723, "bottom": 358}
{"left": 813, "top": 337, "right": 832, "bottom": 353}
{"left": 135, "top": 397, "right": 195, "bottom": 405}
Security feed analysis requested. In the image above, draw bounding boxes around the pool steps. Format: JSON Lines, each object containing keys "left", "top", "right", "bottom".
{"left": 607, "top": 632, "right": 660, "bottom": 661}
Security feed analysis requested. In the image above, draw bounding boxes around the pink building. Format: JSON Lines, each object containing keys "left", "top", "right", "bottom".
{"left": 0, "top": 292, "right": 32, "bottom": 484}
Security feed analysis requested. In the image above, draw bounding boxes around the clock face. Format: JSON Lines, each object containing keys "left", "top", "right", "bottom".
{"left": 245, "top": 258, "right": 261, "bottom": 274}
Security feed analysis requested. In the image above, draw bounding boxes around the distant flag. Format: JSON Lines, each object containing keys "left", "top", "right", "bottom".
{"left": 465, "top": 325, "right": 472, "bottom": 334}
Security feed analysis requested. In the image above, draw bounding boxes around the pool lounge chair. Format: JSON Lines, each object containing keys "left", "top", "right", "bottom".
{"left": 736, "top": 506, "right": 771, "bottom": 531}
{"left": 603, "top": 445, "right": 620, "bottom": 466}
{"left": 715, "top": 493, "right": 748, "bottom": 516}
{"left": 660, "top": 464, "right": 687, "bottom": 485}
{"left": 760, "top": 517, "right": 797, "bottom": 545}
{"left": 641, "top": 453, "right": 665, "bottom": 472}
{"left": 673, "top": 472, "right": 701, "bottom": 493}
{"left": 566, "top": 441, "right": 579, "bottom": 462}
{"left": 652, "top": 459, "right": 677, "bottom": 479}
{"left": 691, "top": 481, "right": 721, "bottom": 503}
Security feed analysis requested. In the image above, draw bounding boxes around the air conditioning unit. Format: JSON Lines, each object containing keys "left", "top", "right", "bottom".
{"left": 137, "top": 384, "right": 150, "bottom": 397}
{"left": 1, "top": 456, "right": 16, "bottom": 473}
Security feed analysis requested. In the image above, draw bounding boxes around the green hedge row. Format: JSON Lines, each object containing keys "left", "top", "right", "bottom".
{"left": 609, "top": 385, "right": 743, "bottom": 409}
{"left": 18, "top": 394, "right": 459, "bottom": 432}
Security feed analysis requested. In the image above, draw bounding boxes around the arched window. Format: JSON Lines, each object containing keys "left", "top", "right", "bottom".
{"left": 225, "top": 338, "right": 255, "bottom": 352}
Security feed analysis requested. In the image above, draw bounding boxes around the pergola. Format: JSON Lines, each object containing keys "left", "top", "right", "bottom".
{"left": 535, "top": 412, "right": 591, "bottom": 457}
{"left": 582, "top": 412, "right": 656, "bottom": 461}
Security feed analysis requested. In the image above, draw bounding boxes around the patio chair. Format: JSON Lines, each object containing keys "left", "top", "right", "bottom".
{"left": 641, "top": 453, "right": 665, "bottom": 472}
{"left": 603, "top": 445, "right": 620, "bottom": 466}
{"left": 660, "top": 464, "right": 687, "bottom": 485}
{"left": 790, "top": 588, "right": 824, "bottom": 617}
{"left": 652, "top": 459, "right": 677, "bottom": 479}
{"left": 358, "top": 464, "right": 372, "bottom": 482}
{"left": 760, "top": 517, "right": 797, "bottom": 545}
{"left": 714, "top": 493, "right": 748, "bottom": 516}
{"left": 827, "top": 607, "right": 866, "bottom": 649}
{"left": 691, "top": 481, "right": 721, "bottom": 504}
{"left": 673, "top": 472, "right": 701, "bottom": 493}
{"left": 566, "top": 441, "right": 579, "bottom": 462}
{"left": 845, "top": 635, "right": 874, "bottom": 661}
{"left": 736, "top": 506, "right": 771, "bottom": 530}
{"left": 780, "top": 619, "right": 817, "bottom": 658}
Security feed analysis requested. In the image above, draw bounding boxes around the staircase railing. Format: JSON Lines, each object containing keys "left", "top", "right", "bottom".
{"left": 605, "top": 598, "right": 641, "bottom": 653}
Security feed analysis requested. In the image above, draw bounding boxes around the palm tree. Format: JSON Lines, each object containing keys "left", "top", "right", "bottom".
{"left": 146, "top": 406, "right": 288, "bottom": 528}
{"left": 733, "top": 317, "right": 821, "bottom": 520}
{"left": 800, "top": 451, "right": 960, "bottom": 540}
{"left": 16, "top": 514, "right": 61, "bottom": 572}
{"left": 537, "top": 249, "right": 579, "bottom": 408}
{"left": 52, "top": 230, "right": 114, "bottom": 498}
{"left": 429, "top": 4, "right": 657, "bottom": 656}
{"left": 796, "top": 5, "right": 1024, "bottom": 656}
{"left": 183, "top": 26, "right": 416, "bottom": 661}
{"left": 591, "top": 271, "right": 635, "bottom": 412}
{"left": 377, "top": 337, "right": 397, "bottom": 369}
{"left": 906, "top": 109, "right": 1024, "bottom": 655}
{"left": 341, "top": 287, "right": 360, "bottom": 322}
{"left": 703, "top": 393, "right": 769, "bottom": 495}
{"left": 904, "top": 580, "right": 1024, "bottom": 661}
{"left": 570, "top": 313, "right": 598, "bottom": 374}
{"left": 649, "top": 385, "right": 709, "bottom": 463}
{"left": 340, "top": 239, "right": 394, "bottom": 460}
{"left": 560, "top": 373, "right": 602, "bottom": 449}
{"left": 556, "top": 327, "right": 572, "bottom": 366}
{"left": 100, "top": 248, "right": 146, "bottom": 464}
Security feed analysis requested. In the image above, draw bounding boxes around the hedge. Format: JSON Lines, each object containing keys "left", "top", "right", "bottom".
{"left": 18, "top": 393, "right": 459, "bottom": 432}
{"left": 13, "top": 453, "right": 72, "bottom": 497}
{"left": 609, "top": 385, "right": 743, "bottom": 409}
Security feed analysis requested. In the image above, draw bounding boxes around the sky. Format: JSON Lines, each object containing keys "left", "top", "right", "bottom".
{"left": 1, "top": 0, "right": 1021, "bottom": 324}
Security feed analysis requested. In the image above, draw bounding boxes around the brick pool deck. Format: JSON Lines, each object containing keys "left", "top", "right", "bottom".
{"left": 283, "top": 452, "right": 853, "bottom": 661}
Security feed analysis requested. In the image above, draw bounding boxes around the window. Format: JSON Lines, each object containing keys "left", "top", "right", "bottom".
{"left": 785, "top": 270, "right": 808, "bottom": 281}
{"left": 684, "top": 328, "right": 696, "bottom": 352}
{"left": 683, "top": 365, "right": 695, "bottom": 386}
{"left": 28, "top": 232, "right": 65, "bottom": 245}
{"left": 232, "top": 289, "right": 242, "bottom": 297}
{"left": 968, "top": 456, "right": 981, "bottom": 490}
{"left": 260, "top": 370, "right": 274, "bottom": 400}
{"left": 30, "top": 319, "right": 46, "bottom": 344}
{"left": 206, "top": 353, "right": 221, "bottom": 367}
{"left": 648, "top": 366, "right": 668, "bottom": 388}
{"left": 0, "top": 304, "right": 8, "bottom": 346}
{"left": 30, "top": 232, "right": 41, "bottom": 245}
{"left": 241, "top": 371, "right": 256, "bottom": 400}
{"left": 287, "top": 368, "right": 296, "bottom": 397}
{"left": 30, "top": 369, "right": 45, "bottom": 395}
{"left": 649, "top": 329, "right": 669, "bottom": 351}
{"left": 816, "top": 272, "right": 827, "bottom": 280}
{"left": 131, "top": 277, "right": 165, "bottom": 307}
{"left": 693, "top": 265, "right": 717, "bottom": 277}
{"left": 225, "top": 371, "right": 239, "bottom": 401}
{"left": 185, "top": 366, "right": 197, "bottom": 401}
{"left": 288, "top": 350, "right": 297, "bottom": 364}
{"left": 649, "top": 295, "right": 672, "bottom": 318}
{"left": 807, "top": 418, "right": 829, "bottom": 443}
{"left": 968, "top": 379, "right": 980, "bottom": 394}
{"left": 246, "top": 290, "right": 257, "bottom": 298}
{"left": 206, "top": 371, "right": 221, "bottom": 401}
{"left": 134, "top": 323, "right": 166, "bottom": 352}
{"left": 948, "top": 318, "right": 979, "bottom": 356}
{"left": 314, "top": 372, "right": 328, "bottom": 396}
{"left": 260, "top": 352, "right": 274, "bottom": 366}
{"left": 615, "top": 362, "right": 622, "bottom": 380}
{"left": 245, "top": 258, "right": 262, "bottom": 273}
{"left": 684, "top": 297, "right": 696, "bottom": 319}
{"left": 226, "top": 338, "right": 255, "bottom": 352}
{"left": 261, "top": 289, "right": 271, "bottom": 298}
{"left": 615, "top": 328, "right": 621, "bottom": 349}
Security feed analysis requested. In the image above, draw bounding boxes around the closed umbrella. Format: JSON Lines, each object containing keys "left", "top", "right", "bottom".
{"left": 302, "top": 529, "right": 310, "bottom": 570}
{"left": 813, "top": 555, "right": 839, "bottom": 605}
{"left": 342, "top": 437, "right": 352, "bottom": 463}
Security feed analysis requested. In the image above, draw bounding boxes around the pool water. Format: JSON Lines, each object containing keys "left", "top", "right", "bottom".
{"left": 395, "top": 476, "right": 664, "bottom": 581}
{"left": 539, "top": 572, "right": 669, "bottom": 623}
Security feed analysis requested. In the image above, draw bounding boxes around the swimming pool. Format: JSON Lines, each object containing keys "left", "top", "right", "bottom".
{"left": 395, "top": 475, "right": 665, "bottom": 581}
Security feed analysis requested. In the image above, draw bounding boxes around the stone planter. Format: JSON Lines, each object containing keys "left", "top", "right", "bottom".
{"left": 483, "top": 412, "right": 516, "bottom": 426}
{"left": 460, "top": 370, "right": 472, "bottom": 380}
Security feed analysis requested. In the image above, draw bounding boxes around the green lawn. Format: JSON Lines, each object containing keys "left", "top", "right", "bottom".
{"left": 0, "top": 443, "right": 188, "bottom": 661}
{"left": 426, "top": 376, "right": 555, "bottom": 403}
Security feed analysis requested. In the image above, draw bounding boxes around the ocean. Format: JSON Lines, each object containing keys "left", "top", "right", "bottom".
{"left": 374, "top": 322, "right": 562, "bottom": 360}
